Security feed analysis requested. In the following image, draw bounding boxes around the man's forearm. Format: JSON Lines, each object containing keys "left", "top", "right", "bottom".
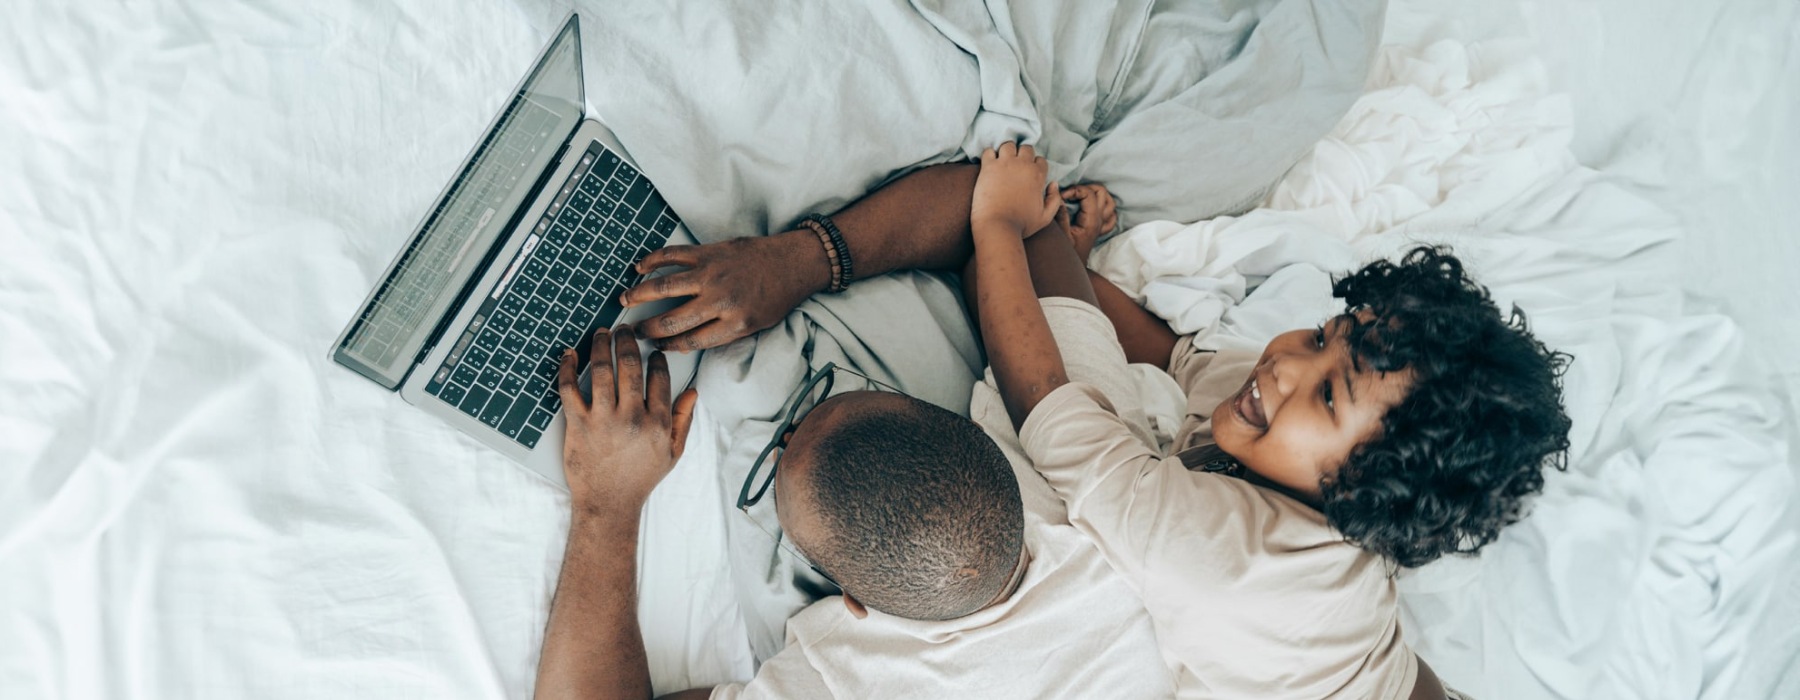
{"left": 830, "top": 163, "right": 979, "bottom": 277}
{"left": 535, "top": 510, "right": 650, "bottom": 700}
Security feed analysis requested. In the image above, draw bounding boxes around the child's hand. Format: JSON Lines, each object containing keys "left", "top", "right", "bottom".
{"left": 1061, "top": 183, "right": 1118, "bottom": 261}
{"left": 972, "top": 142, "right": 1061, "bottom": 238}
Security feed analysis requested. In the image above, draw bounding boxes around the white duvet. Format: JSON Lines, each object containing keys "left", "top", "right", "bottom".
{"left": 3, "top": 1, "right": 1796, "bottom": 700}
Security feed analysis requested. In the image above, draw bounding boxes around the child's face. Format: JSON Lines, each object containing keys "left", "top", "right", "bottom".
{"left": 1210, "top": 313, "right": 1413, "bottom": 501}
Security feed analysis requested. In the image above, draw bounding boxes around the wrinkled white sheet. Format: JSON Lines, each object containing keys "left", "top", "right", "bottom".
{"left": 3, "top": 1, "right": 1795, "bottom": 699}
{"left": 1090, "top": 23, "right": 1799, "bottom": 700}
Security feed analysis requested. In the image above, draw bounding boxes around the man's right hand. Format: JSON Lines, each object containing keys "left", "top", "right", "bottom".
{"left": 621, "top": 229, "right": 831, "bottom": 352}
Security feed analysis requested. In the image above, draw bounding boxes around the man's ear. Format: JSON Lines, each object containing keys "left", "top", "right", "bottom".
{"left": 842, "top": 594, "right": 868, "bottom": 620}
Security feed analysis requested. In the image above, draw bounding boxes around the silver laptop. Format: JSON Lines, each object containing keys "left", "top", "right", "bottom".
{"left": 330, "top": 14, "right": 699, "bottom": 489}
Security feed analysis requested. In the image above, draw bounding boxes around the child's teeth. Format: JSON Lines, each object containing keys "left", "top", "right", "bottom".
{"left": 1251, "top": 380, "right": 1261, "bottom": 401}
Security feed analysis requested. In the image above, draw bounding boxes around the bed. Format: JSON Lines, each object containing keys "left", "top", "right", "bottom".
{"left": 1, "top": 0, "right": 1794, "bottom": 699}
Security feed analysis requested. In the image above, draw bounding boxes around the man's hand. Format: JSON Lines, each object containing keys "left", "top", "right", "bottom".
{"left": 971, "top": 142, "right": 1060, "bottom": 239}
{"left": 620, "top": 231, "right": 829, "bottom": 353}
{"left": 557, "top": 325, "right": 699, "bottom": 514}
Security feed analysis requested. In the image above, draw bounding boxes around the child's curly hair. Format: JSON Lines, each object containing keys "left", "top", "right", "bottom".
{"left": 1321, "top": 246, "right": 1573, "bottom": 568}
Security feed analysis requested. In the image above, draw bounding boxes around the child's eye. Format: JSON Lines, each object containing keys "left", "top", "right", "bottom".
{"left": 1314, "top": 325, "right": 1328, "bottom": 349}
{"left": 1322, "top": 381, "right": 1335, "bottom": 412}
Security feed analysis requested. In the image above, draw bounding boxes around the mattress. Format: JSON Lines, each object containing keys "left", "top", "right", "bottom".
{"left": 1, "top": 0, "right": 1793, "bottom": 698}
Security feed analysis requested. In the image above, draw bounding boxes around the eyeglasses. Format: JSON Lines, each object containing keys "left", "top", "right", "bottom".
{"left": 735, "top": 362, "right": 906, "bottom": 585}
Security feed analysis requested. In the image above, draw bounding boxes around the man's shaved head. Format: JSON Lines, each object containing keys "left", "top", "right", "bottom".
{"left": 778, "top": 392, "right": 1023, "bottom": 621}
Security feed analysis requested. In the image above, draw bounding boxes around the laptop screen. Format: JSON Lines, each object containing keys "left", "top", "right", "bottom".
{"left": 335, "top": 18, "right": 584, "bottom": 389}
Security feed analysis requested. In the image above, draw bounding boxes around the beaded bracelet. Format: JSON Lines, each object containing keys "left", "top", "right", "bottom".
{"left": 800, "top": 213, "right": 854, "bottom": 293}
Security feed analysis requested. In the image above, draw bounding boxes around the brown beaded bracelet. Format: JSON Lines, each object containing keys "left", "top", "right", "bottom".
{"left": 800, "top": 217, "right": 844, "bottom": 292}
{"left": 799, "top": 214, "right": 852, "bottom": 293}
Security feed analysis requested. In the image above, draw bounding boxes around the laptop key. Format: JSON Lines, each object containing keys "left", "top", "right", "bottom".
{"left": 552, "top": 283, "right": 581, "bottom": 309}
{"left": 491, "top": 346, "right": 519, "bottom": 374}
{"left": 594, "top": 151, "right": 621, "bottom": 181}
{"left": 510, "top": 353, "right": 539, "bottom": 379}
{"left": 461, "top": 385, "right": 493, "bottom": 416}
{"left": 523, "top": 296, "right": 551, "bottom": 319}
{"left": 474, "top": 330, "right": 502, "bottom": 353}
{"left": 532, "top": 323, "right": 558, "bottom": 345}
{"left": 499, "top": 331, "right": 528, "bottom": 354}
{"left": 518, "top": 425, "right": 543, "bottom": 449}
{"left": 462, "top": 346, "right": 492, "bottom": 370}
{"left": 500, "top": 398, "right": 535, "bottom": 437}
{"left": 604, "top": 178, "right": 629, "bottom": 202}
{"left": 601, "top": 254, "right": 628, "bottom": 281}
{"left": 633, "top": 200, "right": 661, "bottom": 230}
{"left": 575, "top": 253, "right": 603, "bottom": 275}
{"left": 477, "top": 365, "right": 506, "bottom": 390}
{"left": 624, "top": 177, "right": 653, "bottom": 211}
{"left": 578, "top": 170, "right": 605, "bottom": 197}
{"left": 569, "top": 226, "right": 596, "bottom": 252}
{"left": 613, "top": 158, "right": 641, "bottom": 183}
{"left": 569, "top": 189, "right": 595, "bottom": 215}
{"left": 498, "top": 373, "right": 525, "bottom": 397}
{"left": 555, "top": 324, "right": 585, "bottom": 349}
{"left": 451, "top": 363, "right": 480, "bottom": 388}
{"left": 435, "top": 382, "right": 467, "bottom": 407}
{"left": 567, "top": 268, "right": 594, "bottom": 292}
{"left": 528, "top": 408, "right": 554, "bottom": 430}
{"left": 479, "top": 395, "right": 510, "bottom": 427}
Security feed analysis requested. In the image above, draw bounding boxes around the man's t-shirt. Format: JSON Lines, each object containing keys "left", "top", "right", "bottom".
{"left": 1016, "top": 298, "right": 1417, "bottom": 700}
{"left": 710, "top": 298, "right": 1176, "bottom": 699}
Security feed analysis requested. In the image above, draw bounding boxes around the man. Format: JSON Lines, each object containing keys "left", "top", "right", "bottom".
{"left": 532, "top": 322, "right": 1175, "bottom": 699}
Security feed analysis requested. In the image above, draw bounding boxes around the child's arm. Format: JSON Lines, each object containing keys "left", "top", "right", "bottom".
{"left": 1060, "top": 182, "right": 1181, "bottom": 369}
{"left": 1087, "top": 270, "right": 1179, "bottom": 369}
{"left": 968, "top": 143, "right": 1083, "bottom": 428}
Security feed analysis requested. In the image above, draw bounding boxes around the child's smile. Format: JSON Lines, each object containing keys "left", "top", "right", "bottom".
{"left": 1212, "top": 314, "right": 1414, "bottom": 502}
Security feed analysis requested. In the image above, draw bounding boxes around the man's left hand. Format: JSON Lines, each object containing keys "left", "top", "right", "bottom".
{"left": 557, "top": 325, "right": 699, "bottom": 514}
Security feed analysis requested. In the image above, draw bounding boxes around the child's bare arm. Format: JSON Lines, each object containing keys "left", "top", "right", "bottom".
{"left": 969, "top": 143, "right": 1070, "bottom": 428}
{"left": 1087, "top": 270, "right": 1178, "bottom": 369}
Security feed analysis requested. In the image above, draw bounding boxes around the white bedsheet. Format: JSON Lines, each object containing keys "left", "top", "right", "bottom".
{"left": 3, "top": 1, "right": 1795, "bottom": 700}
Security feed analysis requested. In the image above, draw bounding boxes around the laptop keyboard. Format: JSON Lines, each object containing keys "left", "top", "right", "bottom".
{"left": 424, "top": 142, "right": 679, "bottom": 448}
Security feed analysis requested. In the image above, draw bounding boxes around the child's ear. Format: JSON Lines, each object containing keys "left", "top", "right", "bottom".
{"left": 842, "top": 594, "right": 869, "bottom": 620}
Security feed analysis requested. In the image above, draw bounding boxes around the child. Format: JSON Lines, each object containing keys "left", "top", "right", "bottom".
{"left": 965, "top": 143, "right": 1572, "bottom": 699}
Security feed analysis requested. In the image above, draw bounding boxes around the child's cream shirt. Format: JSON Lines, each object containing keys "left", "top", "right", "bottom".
{"left": 1017, "top": 297, "right": 1417, "bottom": 700}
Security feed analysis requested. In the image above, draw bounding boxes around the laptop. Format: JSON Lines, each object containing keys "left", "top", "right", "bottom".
{"left": 330, "top": 14, "right": 700, "bottom": 489}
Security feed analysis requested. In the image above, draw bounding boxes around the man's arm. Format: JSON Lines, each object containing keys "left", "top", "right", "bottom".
{"left": 534, "top": 326, "right": 702, "bottom": 700}
{"left": 622, "top": 163, "right": 980, "bottom": 351}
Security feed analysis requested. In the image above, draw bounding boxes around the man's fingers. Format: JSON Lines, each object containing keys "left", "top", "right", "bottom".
{"left": 670, "top": 388, "right": 699, "bottom": 460}
{"left": 634, "top": 245, "right": 701, "bottom": 276}
{"left": 1039, "top": 182, "right": 1062, "bottom": 226}
{"left": 635, "top": 299, "right": 715, "bottom": 340}
{"left": 646, "top": 350, "right": 672, "bottom": 416}
{"left": 611, "top": 325, "right": 643, "bottom": 409}
{"left": 588, "top": 327, "right": 615, "bottom": 408}
{"left": 655, "top": 320, "right": 739, "bottom": 353}
{"left": 623, "top": 270, "right": 702, "bottom": 307}
{"left": 556, "top": 348, "right": 586, "bottom": 414}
